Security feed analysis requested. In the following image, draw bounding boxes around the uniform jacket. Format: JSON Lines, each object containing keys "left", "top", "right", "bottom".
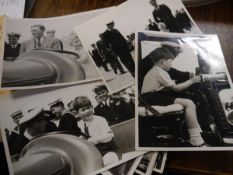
{"left": 103, "top": 29, "right": 129, "bottom": 54}
{"left": 94, "top": 97, "right": 134, "bottom": 126}
{"left": 91, "top": 48, "right": 104, "bottom": 67}
{"left": 4, "top": 43, "right": 21, "bottom": 60}
{"left": 58, "top": 112, "right": 81, "bottom": 134}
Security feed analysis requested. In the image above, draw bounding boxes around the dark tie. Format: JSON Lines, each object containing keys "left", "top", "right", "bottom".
{"left": 37, "top": 38, "right": 41, "bottom": 48}
{"left": 34, "top": 38, "right": 41, "bottom": 48}
{"left": 84, "top": 123, "right": 90, "bottom": 138}
{"left": 103, "top": 102, "right": 109, "bottom": 109}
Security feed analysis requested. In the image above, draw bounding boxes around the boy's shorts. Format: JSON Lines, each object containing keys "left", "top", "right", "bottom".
{"left": 141, "top": 91, "right": 190, "bottom": 106}
{"left": 96, "top": 139, "right": 122, "bottom": 159}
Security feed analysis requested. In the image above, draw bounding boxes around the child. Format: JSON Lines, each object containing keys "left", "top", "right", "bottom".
{"left": 73, "top": 96, "right": 120, "bottom": 166}
{"left": 141, "top": 45, "right": 206, "bottom": 147}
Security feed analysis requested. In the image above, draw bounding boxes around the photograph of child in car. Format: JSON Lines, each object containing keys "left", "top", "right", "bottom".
{"left": 136, "top": 31, "right": 233, "bottom": 151}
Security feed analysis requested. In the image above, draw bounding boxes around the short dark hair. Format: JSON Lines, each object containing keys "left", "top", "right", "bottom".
{"left": 148, "top": 47, "right": 174, "bottom": 64}
{"left": 161, "top": 44, "right": 182, "bottom": 58}
{"left": 93, "top": 85, "right": 108, "bottom": 94}
{"left": 73, "top": 96, "right": 92, "bottom": 111}
{"left": 31, "top": 24, "right": 45, "bottom": 31}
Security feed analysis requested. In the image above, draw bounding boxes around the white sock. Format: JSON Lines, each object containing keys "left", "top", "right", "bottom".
{"left": 188, "top": 128, "right": 205, "bottom": 146}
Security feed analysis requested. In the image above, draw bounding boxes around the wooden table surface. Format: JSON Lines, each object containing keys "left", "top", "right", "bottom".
{"left": 26, "top": 0, "right": 233, "bottom": 174}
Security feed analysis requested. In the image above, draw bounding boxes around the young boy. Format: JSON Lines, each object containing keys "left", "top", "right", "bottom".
{"left": 141, "top": 45, "right": 206, "bottom": 147}
{"left": 73, "top": 96, "right": 120, "bottom": 166}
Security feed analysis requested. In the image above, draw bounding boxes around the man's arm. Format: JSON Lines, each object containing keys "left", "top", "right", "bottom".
{"left": 168, "top": 67, "right": 193, "bottom": 84}
{"left": 169, "top": 76, "right": 200, "bottom": 92}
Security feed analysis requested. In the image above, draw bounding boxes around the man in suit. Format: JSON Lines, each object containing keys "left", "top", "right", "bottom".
{"left": 19, "top": 24, "right": 61, "bottom": 54}
{"left": 93, "top": 85, "right": 134, "bottom": 126}
{"left": 49, "top": 99, "right": 81, "bottom": 134}
{"left": 175, "top": 8, "right": 192, "bottom": 31}
{"left": 4, "top": 33, "right": 21, "bottom": 61}
{"left": 96, "top": 33, "right": 126, "bottom": 75}
{"left": 150, "top": 0, "right": 184, "bottom": 33}
{"left": 103, "top": 21, "right": 135, "bottom": 76}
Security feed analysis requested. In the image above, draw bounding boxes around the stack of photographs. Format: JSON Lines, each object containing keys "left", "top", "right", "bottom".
{"left": 0, "top": 0, "right": 231, "bottom": 175}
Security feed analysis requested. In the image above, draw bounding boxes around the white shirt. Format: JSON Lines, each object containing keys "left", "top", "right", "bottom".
{"left": 11, "top": 44, "right": 18, "bottom": 49}
{"left": 78, "top": 115, "right": 113, "bottom": 141}
{"left": 141, "top": 66, "right": 175, "bottom": 94}
{"left": 103, "top": 98, "right": 110, "bottom": 106}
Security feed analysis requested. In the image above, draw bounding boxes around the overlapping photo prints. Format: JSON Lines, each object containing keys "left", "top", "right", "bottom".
{"left": 98, "top": 155, "right": 142, "bottom": 175}
{"left": 153, "top": 152, "right": 167, "bottom": 174}
{"left": 136, "top": 30, "right": 233, "bottom": 151}
{"left": 75, "top": 0, "right": 200, "bottom": 93}
{"left": 134, "top": 152, "right": 158, "bottom": 175}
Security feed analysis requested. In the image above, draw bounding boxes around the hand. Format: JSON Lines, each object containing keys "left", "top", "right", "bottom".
{"left": 191, "top": 75, "right": 201, "bottom": 84}
{"left": 87, "top": 137, "right": 98, "bottom": 145}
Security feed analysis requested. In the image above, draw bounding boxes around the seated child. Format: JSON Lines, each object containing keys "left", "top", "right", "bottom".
{"left": 140, "top": 45, "right": 206, "bottom": 147}
{"left": 73, "top": 96, "right": 120, "bottom": 166}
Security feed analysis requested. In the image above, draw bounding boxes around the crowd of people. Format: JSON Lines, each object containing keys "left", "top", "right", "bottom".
{"left": 4, "top": 24, "right": 64, "bottom": 61}
{"left": 146, "top": 0, "right": 193, "bottom": 33}
{"left": 6, "top": 85, "right": 134, "bottom": 165}
{"left": 90, "top": 21, "right": 135, "bottom": 77}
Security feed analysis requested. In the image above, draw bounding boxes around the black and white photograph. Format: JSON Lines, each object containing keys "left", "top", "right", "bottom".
{"left": 75, "top": 0, "right": 200, "bottom": 93}
{"left": 97, "top": 154, "right": 143, "bottom": 175}
{"left": 0, "top": 81, "right": 144, "bottom": 175}
{"left": 153, "top": 152, "right": 167, "bottom": 174}
{"left": 0, "top": 8, "right": 112, "bottom": 90}
{"left": 134, "top": 152, "right": 158, "bottom": 175}
{"left": 136, "top": 30, "right": 233, "bottom": 151}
